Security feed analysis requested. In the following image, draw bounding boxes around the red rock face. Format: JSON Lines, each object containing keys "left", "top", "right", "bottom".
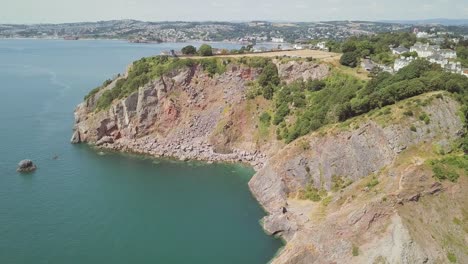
{"left": 240, "top": 68, "right": 253, "bottom": 80}
{"left": 162, "top": 99, "right": 179, "bottom": 123}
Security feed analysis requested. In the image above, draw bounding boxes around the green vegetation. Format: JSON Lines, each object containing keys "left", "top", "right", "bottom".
{"left": 181, "top": 45, "right": 197, "bottom": 55}
{"left": 199, "top": 58, "right": 226, "bottom": 77}
{"left": 267, "top": 58, "right": 468, "bottom": 143}
{"left": 366, "top": 176, "right": 379, "bottom": 189}
{"left": 447, "top": 252, "right": 457, "bottom": 263}
{"left": 298, "top": 185, "right": 327, "bottom": 202}
{"left": 331, "top": 175, "right": 353, "bottom": 192}
{"left": 352, "top": 245, "right": 359, "bottom": 256}
{"left": 336, "top": 32, "right": 417, "bottom": 65}
{"left": 455, "top": 39, "right": 468, "bottom": 67}
{"left": 84, "top": 79, "right": 112, "bottom": 100}
{"left": 419, "top": 113, "right": 431, "bottom": 124}
{"left": 198, "top": 44, "right": 213, "bottom": 56}
{"left": 321, "top": 196, "right": 333, "bottom": 206}
{"left": 429, "top": 155, "right": 468, "bottom": 182}
{"left": 246, "top": 59, "right": 280, "bottom": 100}
{"left": 259, "top": 112, "right": 271, "bottom": 126}
{"left": 340, "top": 52, "right": 360, "bottom": 68}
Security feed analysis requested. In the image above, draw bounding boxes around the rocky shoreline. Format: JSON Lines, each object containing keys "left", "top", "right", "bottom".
{"left": 91, "top": 136, "right": 268, "bottom": 170}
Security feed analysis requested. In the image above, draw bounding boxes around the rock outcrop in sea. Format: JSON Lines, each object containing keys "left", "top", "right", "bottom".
{"left": 17, "top": 159, "right": 37, "bottom": 172}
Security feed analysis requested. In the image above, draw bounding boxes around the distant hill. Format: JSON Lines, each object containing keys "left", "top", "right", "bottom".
{"left": 379, "top": 18, "right": 468, "bottom": 26}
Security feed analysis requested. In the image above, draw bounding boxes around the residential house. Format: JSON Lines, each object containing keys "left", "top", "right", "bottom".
{"left": 394, "top": 56, "right": 415, "bottom": 72}
{"left": 444, "top": 62, "right": 463, "bottom": 74}
{"left": 391, "top": 46, "right": 409, "bottom": 55}
{"left": 293, "top": 44, "right": 304, "bottom": 50}
{"left": 410, "top": 42, "right": 440, "bottom": 58}
{"left": 271, "top": 37, "right": 284, "bottom": 43}
{"left": 316, "top": 41, "right": 327, "bottom": 51}
{"left": 428, "top": 54, "right": 448, "bottom": 66}
{"left": 463, "top": 69, "right": 468, "bottom": 77}
{"left": 439, "top": 49, "right": 457, "bottom": 59}
{"left": 416, "top": 32, "right": 429, "bottom": 39}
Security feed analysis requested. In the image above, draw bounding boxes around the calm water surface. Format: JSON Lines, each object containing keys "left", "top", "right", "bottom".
{"left": 0, "top": 39, "right": 282, "bottom": 264}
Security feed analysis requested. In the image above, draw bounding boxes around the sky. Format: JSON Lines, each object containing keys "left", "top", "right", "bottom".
{"left": 1, "top": 0, "right": 467, "bottom": 24}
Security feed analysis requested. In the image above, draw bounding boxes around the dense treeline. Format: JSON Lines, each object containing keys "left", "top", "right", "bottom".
{"left": 456, "top": 39, "right": 468, "bottom": 67}
{"left": 262, "top": 59, "right": 468, "bottom": 144}
{"left": 329, "top": 32, "right": 418, "bottom": 66}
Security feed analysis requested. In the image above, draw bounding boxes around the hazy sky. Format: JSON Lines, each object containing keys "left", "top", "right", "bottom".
{"left": 1, "top": 0, "right": 467, "bottom": 24}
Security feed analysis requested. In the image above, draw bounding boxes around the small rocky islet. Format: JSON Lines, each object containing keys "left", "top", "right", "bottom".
{"left": 17, "top": 159, "right": 37, "bottom": 173}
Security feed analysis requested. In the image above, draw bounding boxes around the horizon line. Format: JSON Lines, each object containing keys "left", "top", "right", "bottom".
{"left": 2, "top": 17, "right": 468, "bottom": 26}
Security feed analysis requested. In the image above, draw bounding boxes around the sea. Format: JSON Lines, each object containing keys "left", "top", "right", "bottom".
{"left": 0, "top": 39, "right": 282, "bottom": 264}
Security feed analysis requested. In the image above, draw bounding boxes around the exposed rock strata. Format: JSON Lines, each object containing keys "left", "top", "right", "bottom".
{"left": 72, "top": 60, "right": 329, "bottom": 170}
{"left": 72, "top": 58, "right": 466, "bottom": 263}
{"left": 249, "top": 95, "right": 466, "bottom": 263}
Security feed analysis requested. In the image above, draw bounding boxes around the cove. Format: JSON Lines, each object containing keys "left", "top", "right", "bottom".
{"left": 0, "top": 39, "right": 282, "bottom": 263}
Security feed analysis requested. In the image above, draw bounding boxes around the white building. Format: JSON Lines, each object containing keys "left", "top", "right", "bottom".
{"left": 271, "top": 37, "right": 284, "bottom": 43}
{"left": 410, "top": 43, "right": 440, "bottom": 58}
{"left": 428, "top": 54, "right": 448, "bottom": 66}
{"left": 394, "top": 56, "right": 415, "bottom": 72}
{"left": 316, "top": 41, "right": 327, "bottom": 51}
{"left": 463, "top": 69, "right": 468, "bottom": 77}
{"left": 439, "top": 49, "right": 457, "bottom": 59}
{"left": 416, "top": 32, "right": 429, "bottom": 39}
{"left": 444, "top": 62, "right": 463, "bottom": 74}
{"left": 293, "top": 44, "right": 304, "bottom": 50}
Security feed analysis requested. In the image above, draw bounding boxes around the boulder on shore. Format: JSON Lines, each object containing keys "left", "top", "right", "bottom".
{"left": 17, "top": 159, "right": 37, "bottom": 173}
{"left": 70, "top": 130, "right": 81, "bottom": 144}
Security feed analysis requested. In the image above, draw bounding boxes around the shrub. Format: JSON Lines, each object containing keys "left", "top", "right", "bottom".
{"left": 181, "top": 45, "right": 197, "bottom": 55}
{"left": 447, "top": 252, "right": 457, "bottom": 263}
{"left": 198, "top": 44, "right": 213, "bottom": 56}
{"left": 200, "top": 58, "right": 225, "bottom": 77}
{"left": 419, "top": 113, "right": 430, "bottom": 124}
{"left": 410, "top": 125, "right": 417, "bottom": 132}
{"left": 352, "top": 245, "right": 359, "bottom": 256}
{"left": 259, "top": 112, "right": 271, "bottom": 125}
{"left": 403, "top": 110, "right": 414, "bottom": 116}
{"left": 305, "top": 79, "right": 326, "bottom": 91}
{"left": 273, "top": 103, "right": 290, "bottom": 125}
{"left": 340, "top": 51, "right": 359, "bottom": 67}
{"left": 366, "top": 176, "right": 379, "bottom": 188}
{"left": 299, "top": 185, "right": 324, "bottom": 202}
{"left": 429, "top": 155, "right": 467, "bottom": 182}
{"left": 331, "top": 175, "right": 353, "bottom": 192}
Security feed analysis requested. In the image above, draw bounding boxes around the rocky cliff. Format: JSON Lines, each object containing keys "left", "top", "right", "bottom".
{"left": 72, "top": 59, "right": 329, "bottom": 170}
{"left": 250, "top": 93, "right": 467, "bottom": 263}
{"left": 72, "top": 57, "right": 467, "bottom": 264}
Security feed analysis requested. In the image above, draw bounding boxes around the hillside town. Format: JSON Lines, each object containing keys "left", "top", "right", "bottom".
{"left": 0, "top": 20, "right": 417, "bottom": 43}
{"left": 359, "top": 29, "right": 468, "bottom": 77}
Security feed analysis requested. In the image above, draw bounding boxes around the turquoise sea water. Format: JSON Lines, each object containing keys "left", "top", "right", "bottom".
{"left": 0, "top": 39, "right": 282, "bottom": 264}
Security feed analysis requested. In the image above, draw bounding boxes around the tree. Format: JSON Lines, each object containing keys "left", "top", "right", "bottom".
{"left": 181, "top": 45, "right": 197, "bottom": 55}
{"left": 340, "top": 52, "right": 359, "bottom": 68}
{"left": 198, "top": 44, "right": 213, "bottom": 56}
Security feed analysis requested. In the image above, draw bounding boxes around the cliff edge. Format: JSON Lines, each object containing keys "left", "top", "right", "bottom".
{"left": 72, "top": 56, "right": 467, "bottom": 263}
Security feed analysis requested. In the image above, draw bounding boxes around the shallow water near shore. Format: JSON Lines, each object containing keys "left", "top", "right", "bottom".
{"left": 0, "top": 39, "right": 282, "bottom": 263}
